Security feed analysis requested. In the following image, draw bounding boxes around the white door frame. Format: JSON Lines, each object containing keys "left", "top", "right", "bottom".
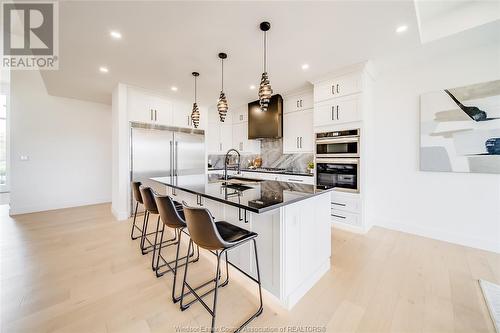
{"left": 0, "top": 79, "right": 10, "bottom": 193}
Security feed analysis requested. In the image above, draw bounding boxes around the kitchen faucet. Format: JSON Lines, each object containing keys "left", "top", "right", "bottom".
{"left": 224, "top": 149, "right": 241, "bottom": 181}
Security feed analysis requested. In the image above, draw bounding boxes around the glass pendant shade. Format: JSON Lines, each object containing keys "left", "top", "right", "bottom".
{"left": 258, "top": 22, "right": 272, "bottom": 112}
{"left": 217, "top": 52, "right": 228, "bottom": 122}
{"left": 191, "top": 102, "right": 200, "bottom": 128}
{"left": 259, "top": 71, "right": 272, "bottom": 112}
{"left": 217, "top": 91, "right": 228, "bottom": 122}
{"left": 191, "top": 72, "right": 200, "bottom": 128}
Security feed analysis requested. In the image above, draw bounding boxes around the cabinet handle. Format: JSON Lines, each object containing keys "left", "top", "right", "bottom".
{"left": 296, "top": 137, "right": 299, "bottom": 148}
{"left": 336, "top": 84, "right": 339, "bottom": 94}
{"left": 300, "top": 99, "right": 303, "bottom": 108}
{"left": 150, "top": 109, "right": 153, "bottom": 121}
{"left": 187, "top": 115, "right": 190, "bottom": 126}
{"left": 288, "top": 178, "right": 303, "bottom": 182}
{"left": 336, "top": 105, "right": 339, "bottom": 120}
{"left": 331, "top": 85, "right": 335, "bottom": 95}
{"left": 300, "top": 137, "right": 303, "bottom": 148}
{"left": 331, "top": 214, "right": 346, "bottom": 219}
{"left": 219, "top": 143, "right": 222, "bottom": 151}
{"left": 296, "top": 100, "right": 299, "bottom": 108}
{"left": 155, "top": 110, "right": 158, "bottom": 121}
{"left": 331, "top": 106, "right": 334, "bottom": 120}
{"left": 331, "top": 202, "right": 346, "bottom": 206}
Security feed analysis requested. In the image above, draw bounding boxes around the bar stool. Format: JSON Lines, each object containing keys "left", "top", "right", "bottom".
{"left": 130, "top": 181, "right": 144, "bottom": 240}
{"left": 153, "top": 193, "right": 200, "bottom": 302}
{"left": 139, "top": 186, "right": 177, "bottom": 269}
{"left": 180, "top": 205, "right": 263, "bottom": 333}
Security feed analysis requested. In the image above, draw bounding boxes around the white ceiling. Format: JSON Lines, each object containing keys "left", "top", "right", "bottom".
{"left": 41, "top": 1, "right": 422, "bottom": 107}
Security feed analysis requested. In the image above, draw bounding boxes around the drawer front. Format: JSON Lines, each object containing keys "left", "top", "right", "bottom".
{"left": 280, "top": 175, "right": 314, "bottom": 185}
{"left": 331, "top": 209, "right": 360, "bottom": 226}
{"left": 314, "top": 72, "right": 362, "bottom": 102}
{"left": 331, "top": 192, "right": 361, "bottom": 213}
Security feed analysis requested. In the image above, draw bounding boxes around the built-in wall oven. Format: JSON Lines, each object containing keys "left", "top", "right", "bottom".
{"left": 315, "top": 129, "right": 360, "bottom": 193}
{"left": 315, "top": 129, "right": 359, "bottom": 158}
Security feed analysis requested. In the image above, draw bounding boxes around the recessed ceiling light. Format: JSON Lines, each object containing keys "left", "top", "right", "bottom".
{"left": 110, "top": 30, "right": 122, "bottom": 39}
{"left": 171, "top": 86, "right": 178, "bottom": 92}
{"left": 249, "top": 85, "right": 256, "bottom": 90}
{"left": 396, "top": 25, "right": 408, "bottom": 33}
{"left": 99, "top": 66, "right": 109, "bottom": 73}
{"left": 301, "top": 64, "right": 309, "bottom": 70}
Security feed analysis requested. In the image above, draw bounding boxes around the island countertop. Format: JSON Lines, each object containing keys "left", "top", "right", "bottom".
{"left": 151, "top": 174, "right": 332, "bottom": 213}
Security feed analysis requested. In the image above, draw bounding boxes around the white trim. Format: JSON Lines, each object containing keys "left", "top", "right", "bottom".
{"left": 372, "top": 216, "right": 500, "bottom": 254}
{"left": 112, "top": 207, "right": 129, "bottom": 221}
{"left": 332, "top": 221, "right": 368, "bottom": 234}
{"left": 9, "top": 198, "right": 110, "bottom": 216}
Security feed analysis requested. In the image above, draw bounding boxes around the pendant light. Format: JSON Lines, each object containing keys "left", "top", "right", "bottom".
{"left": 217, "top": 52, "right": 229, "bottom": 122}
{"left": 191, "top": 72, "right": 200, "bottom": 128}
{"left": 258, "top": 21, "right": 273, "bottom": 112}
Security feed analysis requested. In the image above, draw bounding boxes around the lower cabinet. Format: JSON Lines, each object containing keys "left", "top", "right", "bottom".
{"left": 330, "top": 190, "right": 363, "bottom": 230}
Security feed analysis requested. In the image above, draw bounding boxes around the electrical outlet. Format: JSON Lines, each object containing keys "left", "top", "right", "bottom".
{"left": 19, "top": 155, "right": 29, "bottom": 161}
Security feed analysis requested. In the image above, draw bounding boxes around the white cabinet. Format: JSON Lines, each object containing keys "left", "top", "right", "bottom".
{"left": 232, "top": 105, "right": 248, "bottom": 123}
{"left": 232, "top": 121, "right": 260, "bottom": 154}
{"left": 283, "top": 109, "right": 313, "bottom": 153}
{"left": 207, "top": 121, "right": 233, "bottom": 154}
{"left": 279, "top": 174, "right": 314, "bottom": 185}
{"left": 150, "top": 95, "right": 173, "bottom": 126}
{"left": 172, "top": 101, "right": 193, "bottom": 128}
{"left": 330, "top": 190, "right": 362, "bottom": 229}
{"left": 314, "top": 72, "right": 362, "bottom": 103}
{"left": 313, "top": 95, "right": 360, "bottom": 127}
{"left": 284, "top": 91, "right": 313, "bottom": 113}
{"left": 128, "top": 89, "right": 173, "bottom": 126}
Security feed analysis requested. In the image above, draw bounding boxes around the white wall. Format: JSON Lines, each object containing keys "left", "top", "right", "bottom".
{"left": 370, "top": 37, "right": 500, "bottom": 253}
{"left": 10, "top": 70, "right": 112, "bottom": 214}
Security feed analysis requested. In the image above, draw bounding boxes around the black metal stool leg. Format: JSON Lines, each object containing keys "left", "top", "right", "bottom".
{"left": 130, "top": 202, "right": 141, "bottom": 240}
{"left": 151, "top": 215, "right": 161, "bottom": 270}
{"left": 210, "top": 251, "right": 223, "bottom": 332}
{"left": 140, "top": 211, "right": 150, "bottom": 254}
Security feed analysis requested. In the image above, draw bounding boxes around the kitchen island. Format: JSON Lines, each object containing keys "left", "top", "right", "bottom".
{"left": 151, "top": 174, "right": 332, "bottom": 309}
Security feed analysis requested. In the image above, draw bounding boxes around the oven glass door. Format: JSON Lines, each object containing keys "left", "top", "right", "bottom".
{"left": 316, "top": 159, "right": 359, "bottom": 192}
{"left": 316, "top": 138, "right": 359, "bottom": 157}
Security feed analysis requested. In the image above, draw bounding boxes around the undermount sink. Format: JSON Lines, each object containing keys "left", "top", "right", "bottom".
{"left": 215, "top": 176, "right": 263, "bottom": 186}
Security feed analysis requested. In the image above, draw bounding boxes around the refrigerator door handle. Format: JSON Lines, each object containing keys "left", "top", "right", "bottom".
{"left": 175, "top": 141, "right": 179, "bottom": 185}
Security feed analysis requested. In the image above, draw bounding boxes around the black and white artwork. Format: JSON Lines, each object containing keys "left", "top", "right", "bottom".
{"left": 420, "top": 79, "right": 500, "bottom": 174}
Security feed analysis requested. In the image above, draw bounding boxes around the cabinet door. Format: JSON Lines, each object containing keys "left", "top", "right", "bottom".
{"left": 314, "top": 95, "right": 360, "bottom": 126}
{"left": 220, "top": 123, "right": 233, "bottom": 153}
{"left": 207, "top": 122, "right": 221, "bottom": 153}
{"left": 298, "top": 109, "right": 313, "bottom": 152}
{"left": 283, "top": 113, "right": 300, "bottom": 153}
{"left": 232, "top": 122, "right": 245, "bottom": 151}
{"left": 314, "top": 72, "right": 362, "bottom": 102}
{"left": 128, "top": 88, "right": 153, "bottom": 123}
{"left": 172, "top": 101, "right": 192, "bottom": 128}
{"left": 284, "top": 91, "right": 313, "bottom": 113}
{"left": 232, "top": 105, "right": 248, "bottom": 124}
{"left": 150, "top": 95, "right": 173, "bottom": 126}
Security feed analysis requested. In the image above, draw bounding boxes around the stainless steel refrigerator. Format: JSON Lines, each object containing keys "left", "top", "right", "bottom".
{"left": 130, "top": 123, "right": 205, "bottom": 214}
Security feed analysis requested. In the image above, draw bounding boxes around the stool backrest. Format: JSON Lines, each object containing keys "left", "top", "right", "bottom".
{"left": 154, "top": 194, "right": 186, "bottom": 229}
{"left": 183, "top": 205, "right": 225, "bottom": 251}
{"left": 139, "top": 186, "right": 158, "bottom": 214}
{"left": 131, "top": 181, "right": 143, "bottom": 204}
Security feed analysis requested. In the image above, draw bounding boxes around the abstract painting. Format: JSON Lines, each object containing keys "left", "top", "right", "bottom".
{"left": 420, "top": 79, "right": 500, "bottom": 174}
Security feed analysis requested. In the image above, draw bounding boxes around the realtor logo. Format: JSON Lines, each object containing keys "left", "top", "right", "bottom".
{"left": 1, "top": 1, "right": 59, "bottom": 69}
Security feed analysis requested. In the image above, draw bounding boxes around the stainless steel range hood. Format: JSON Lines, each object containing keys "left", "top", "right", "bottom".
{"left": 248, "top": 94, "right": 283, "bottom": 139}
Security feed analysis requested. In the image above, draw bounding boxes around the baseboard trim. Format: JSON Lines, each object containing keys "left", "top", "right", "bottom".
{"left": 9, "top": 197, "right": 111, "bottom": 216}
{"left": 112, "top": 207, "right": 129, "bottom": 221}
{"left": 372, "top": 216, "right": 500, "bottom": 254}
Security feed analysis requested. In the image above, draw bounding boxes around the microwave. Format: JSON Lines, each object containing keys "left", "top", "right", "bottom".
{"left": 316, "top": 129, "right": 359, "bottom": 158}
{"left": 316, "top": 158, "right": 359, "bottom": 193}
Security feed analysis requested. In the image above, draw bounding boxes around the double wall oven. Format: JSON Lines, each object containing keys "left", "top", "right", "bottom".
{"left": 315, "top": 129, "right": 360, "bottom": 193}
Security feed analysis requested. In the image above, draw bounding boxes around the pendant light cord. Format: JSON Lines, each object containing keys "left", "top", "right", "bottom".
{"left": 263, "top": 31, "right": 267, "bottom": 73}
{"left": 194, "top": 75, "right": 197, "bottom": 102}
{"left": 221, "top": 58, "right": 224, "bottom": 91}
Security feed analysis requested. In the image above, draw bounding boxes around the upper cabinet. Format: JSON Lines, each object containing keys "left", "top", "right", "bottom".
{"left": 232, "top": 105, "right": 248, "bottom": 123}
{"left": 284, "top": 90, "right": 313, "bottom": 113}
{"left": 313, "top": 95, "right": 360, "bottom": 127}
{"left": 283, "top": 89, "right": 314, "bottom": 154}
{"left": 313, "top": 72, "right": 362, "bottom": 103}
{"left": 127, "top": 86, "right": 204, "bottom": 129}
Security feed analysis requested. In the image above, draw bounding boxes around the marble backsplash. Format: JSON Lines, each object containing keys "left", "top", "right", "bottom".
{"left": 208, "top": 139, "right": 313, "bottom": 172}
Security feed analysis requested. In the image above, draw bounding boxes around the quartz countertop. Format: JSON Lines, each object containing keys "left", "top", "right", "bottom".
{"left": 207, "top": 167, "right": 314, "bottom": 177}
{"left": 151, "top": 174, "right": 331, "bottom": 213}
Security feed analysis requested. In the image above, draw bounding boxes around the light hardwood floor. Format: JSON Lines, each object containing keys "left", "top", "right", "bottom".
{"left": 1, "top": 203, "right": 498, "bottom": 333}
